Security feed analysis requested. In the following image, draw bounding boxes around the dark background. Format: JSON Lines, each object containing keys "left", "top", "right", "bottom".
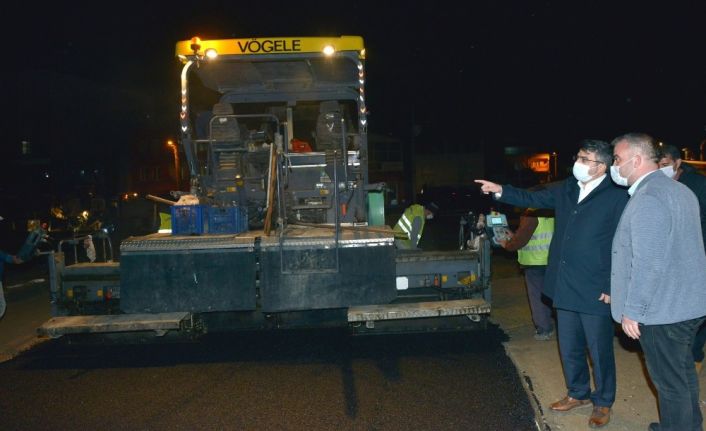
{"left": 3, "top": 1, "right": 705, "bottom": 239}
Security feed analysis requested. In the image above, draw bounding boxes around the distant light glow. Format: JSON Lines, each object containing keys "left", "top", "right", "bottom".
{"left": 322, "top": 45, "right": 335, "bottom": 56}
{"left": 205, "top": 48, "right": 218, "bottom": 59}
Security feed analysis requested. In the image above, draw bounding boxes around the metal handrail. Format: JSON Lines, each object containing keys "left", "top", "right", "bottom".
{"left": 58, "top": 233, "right": 114, "bottom": 265}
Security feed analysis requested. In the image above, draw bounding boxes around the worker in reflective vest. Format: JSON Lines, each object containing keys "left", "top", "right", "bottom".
{"left": 393, "top": 202, "right": 438, "bottom": 249}
{"left": 499, "top": 209, "right": 555, "bottom": 340}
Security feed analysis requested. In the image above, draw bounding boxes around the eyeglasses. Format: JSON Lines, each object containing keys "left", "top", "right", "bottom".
{"left": 573, "top": 154, "right": 604, "bottom": 165}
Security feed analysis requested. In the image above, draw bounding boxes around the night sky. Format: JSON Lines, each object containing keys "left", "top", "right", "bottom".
{"left": 6, "top": 1, "right": 706, "bottom": 179}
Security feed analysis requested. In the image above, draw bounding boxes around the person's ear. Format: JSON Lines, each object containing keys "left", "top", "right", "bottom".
{"left": 593, "top": 162, "right": 606, "bottom": 176}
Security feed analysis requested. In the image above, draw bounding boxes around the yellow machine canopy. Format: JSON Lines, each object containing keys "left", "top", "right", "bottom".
{"left": 176, "top": 36, "right": 364, "bottom": 59}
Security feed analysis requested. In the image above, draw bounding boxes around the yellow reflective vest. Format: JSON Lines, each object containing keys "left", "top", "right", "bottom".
{"left": 517, "top": 217, "right": 554, "bottom": 266}
{"left": 393, "top": 204, "right": 426, "bottom": 249}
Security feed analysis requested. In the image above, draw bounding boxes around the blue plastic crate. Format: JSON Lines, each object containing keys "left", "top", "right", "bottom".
{"left": 208, "top": 206, "right": 248, "bottom": 234}
{"left": 170, "top": 205, "right": 207, "bottom": 235}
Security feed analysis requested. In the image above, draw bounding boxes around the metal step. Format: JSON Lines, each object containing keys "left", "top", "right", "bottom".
{"left": 347, "top": 298, "right": 490, "bottom": 323}
{"left": 38, "top": 312, "right": 191, "bottom": 338}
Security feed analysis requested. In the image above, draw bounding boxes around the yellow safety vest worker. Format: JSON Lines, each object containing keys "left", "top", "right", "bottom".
{"left": 517, "top": 217, "right": 554, "bottom": 266}
{"left": 158, "top": 212, "right": 172, "bottom": 234}
{"left": 393, "top": 204, "right": 426, "bottom": 249}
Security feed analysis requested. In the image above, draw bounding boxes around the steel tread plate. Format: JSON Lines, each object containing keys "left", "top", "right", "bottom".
{"left": 347, "top": 299, "right": 490, "bottom": 322}
{"left": 121, "top": 233, "right": 256, "bottom": 252}
{"left": 260, "top": 226, "right": 393, "bottom": 248}
{"left": 38, "top": 312, "right": 191, "bottom": 337}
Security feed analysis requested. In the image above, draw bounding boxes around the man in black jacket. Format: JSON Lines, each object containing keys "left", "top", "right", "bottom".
{"left": 658, "top": 144, "right": 706, "bottom": 373}
{"left": 476, "top": 139, "right": 628, "bottom": 429}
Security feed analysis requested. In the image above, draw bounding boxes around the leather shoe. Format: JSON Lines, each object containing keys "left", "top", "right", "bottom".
{"left": 588, "top": 406, "right": 611, "bottom": 428}
{"left": 549, "top": 396, "right": 591, "bottom": 412}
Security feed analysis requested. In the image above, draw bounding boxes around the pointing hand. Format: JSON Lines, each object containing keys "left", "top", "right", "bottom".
{"left": 474, "top": 180, "right": 502, "bottom": 195}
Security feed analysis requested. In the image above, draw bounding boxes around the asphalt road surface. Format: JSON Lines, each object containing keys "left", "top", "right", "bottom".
{"left": 1, "top": 324, "right": 535, "bottom": 431}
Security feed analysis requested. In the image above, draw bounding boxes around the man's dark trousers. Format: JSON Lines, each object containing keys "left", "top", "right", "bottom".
{"left": 691, "top": 322, "right": 706, "bottom": 362}
{"left": 641, "top": 317, "right": 705, "bottom": 431}
{"left": 524, "top": 266, "right": 553, "bottom": 333}
{"left": 557, "top": 309, "right": 616, "bottom": 407}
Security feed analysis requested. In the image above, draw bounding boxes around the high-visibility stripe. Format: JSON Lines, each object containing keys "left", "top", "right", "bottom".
{"left": 520, "top": 244, "right": 551, "bottom": 252}
{"left": 396, "top": 220, "right": 411, "bottom": 237}
{"left": 393, "top": 204, "right": 427, "bottom": 248}
{"left": 517, "top": 217, "right": 554, "bottom": 266}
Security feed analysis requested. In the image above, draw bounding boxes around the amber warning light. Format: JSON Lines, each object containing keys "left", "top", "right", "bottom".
{"left": 190, "top": 36, "right": 201, "bottom": 54}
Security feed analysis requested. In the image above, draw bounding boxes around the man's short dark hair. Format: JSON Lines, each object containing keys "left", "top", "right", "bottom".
{"left": 611, "top": 132, "right": 660, "bottom": 163}
{"left": 579, "top": 139, "right": 612, "bottom": 165}
{"left": 657, "top": 144, "right": 681, "bottom": 161}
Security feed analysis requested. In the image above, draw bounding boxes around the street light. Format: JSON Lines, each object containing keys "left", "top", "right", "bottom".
{"left": 166, "top": 140, "right": 180, "bottom": 190}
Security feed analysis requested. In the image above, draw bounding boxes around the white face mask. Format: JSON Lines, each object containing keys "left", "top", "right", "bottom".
{"left": 610, "top": 156, "right": 635, "bottom": 187}
{"left": 425, "top": 213, "right": 434, "bottom": 220}
{"left": 572, "top": 162, "right": 593, "bottom": 183}
{"left": 660, "top": 165, "right": 676, "bottom": 178}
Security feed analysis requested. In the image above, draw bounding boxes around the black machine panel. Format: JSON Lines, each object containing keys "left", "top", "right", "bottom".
{"left": 259, "top": 230, "right": 397, "bottom": 312}
{"left": 120, "top": 243, "right": 257, "bottom": 313}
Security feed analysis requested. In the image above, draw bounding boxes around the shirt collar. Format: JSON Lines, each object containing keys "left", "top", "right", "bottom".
{"left": 577, "top": 174, "right": 606, "bottom": 192}
{"left": 628, "top": 170, "right": 659, "bottom": 196}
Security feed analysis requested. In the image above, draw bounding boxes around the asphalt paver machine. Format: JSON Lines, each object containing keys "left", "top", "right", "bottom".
{"left": 39, "top": 36, "right": 491, "bottom": 339}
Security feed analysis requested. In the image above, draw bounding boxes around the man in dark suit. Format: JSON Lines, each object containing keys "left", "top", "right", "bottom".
{"left": 476, "top": 139, "right": 628, "bottom": 428}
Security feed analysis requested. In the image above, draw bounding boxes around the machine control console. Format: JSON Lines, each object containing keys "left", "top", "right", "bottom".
{"left": 486, "top": 212, "right": 511, "bottom": 247}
